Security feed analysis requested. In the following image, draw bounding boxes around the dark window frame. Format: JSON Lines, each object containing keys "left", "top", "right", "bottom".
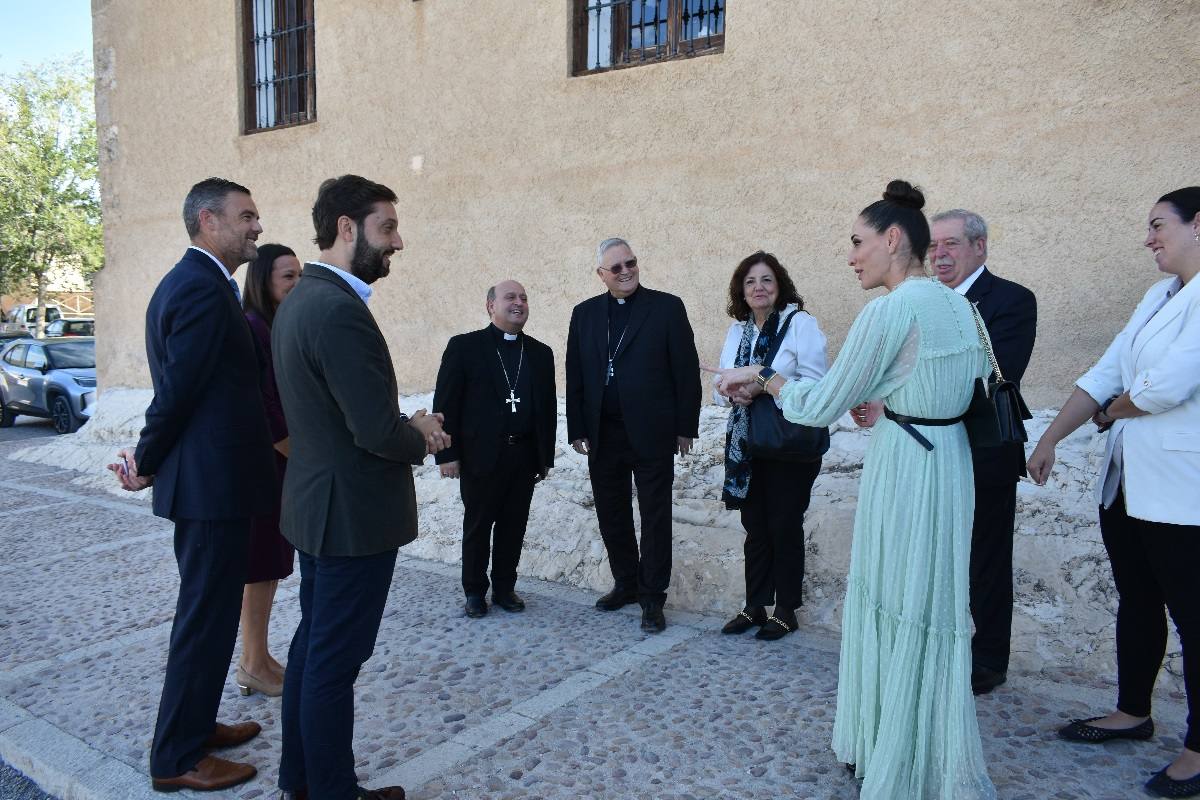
{"left": 242, "top": 0, "right": 317, "bottom": 134}
{"left": 572, "top": 0, "right": 725, "bottom": 76}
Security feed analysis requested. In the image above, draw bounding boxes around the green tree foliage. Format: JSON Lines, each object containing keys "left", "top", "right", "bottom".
{"left": 0, "top": 56, "right": 102, "bottom": 334}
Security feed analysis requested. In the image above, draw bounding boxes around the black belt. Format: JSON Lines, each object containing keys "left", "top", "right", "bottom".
{"left": 502, "top": 433, "right": 531, "bottom": 444}
{"left": 883, "top": 407, "right": 965, "bottom": 452}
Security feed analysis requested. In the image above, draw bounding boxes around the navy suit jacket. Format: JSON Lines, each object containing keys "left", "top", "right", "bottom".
{"left": 966, "top": 267, "right": 1037, "bottom": 484}
{"left": 135, "top": 248, "right": 276, "bottom": 520}
{"left": 565, "top": 287, "right": 701, "bottom": 460}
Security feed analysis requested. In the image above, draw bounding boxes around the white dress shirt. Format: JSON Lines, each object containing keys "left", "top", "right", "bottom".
{"left": 715, "top": 304, "right": 828, "bottom": 406}
{"left": 310, "top": 261, "right": 373, "bottom": 306}
{"left": 188, "top": 245, "right": 234, "bottom": 282}
{"left": 951, "top": 263, "right": 987, "bottom": 296}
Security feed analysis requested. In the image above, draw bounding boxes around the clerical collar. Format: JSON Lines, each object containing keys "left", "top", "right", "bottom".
{"left": 608, "top": 286, "right": 639, "bottom": 305}
{"left": 490, "top": 324, "right": 521, "bottom": 341}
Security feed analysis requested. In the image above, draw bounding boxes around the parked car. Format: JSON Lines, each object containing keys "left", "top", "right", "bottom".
{"left": 0, "top": 331, "right": 33, "bottom": 345}
{"left": 43, "top": 318, "right": 95, "bottom": 337}
{"left": 0, "top": 337, "right": 97, "bottom": 434}
{"left": 1, "top": 303, "right": 63, "bottom": 335}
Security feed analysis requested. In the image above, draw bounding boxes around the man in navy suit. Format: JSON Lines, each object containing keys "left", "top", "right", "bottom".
{"left": 566, "top": 238, "right": 701, "bottom": 633}
{"left": 930, "top": 209, "right": 1037, "bottom": 695}
{"left": 110, "top": 178, "right": 277, "bottom": 792}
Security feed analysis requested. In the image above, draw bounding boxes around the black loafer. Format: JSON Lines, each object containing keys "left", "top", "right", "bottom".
{"left": 1057, "top": 715, "right": 1154, "bottom": 743}
{"left": 492, "top": 591, "right": 525, "bottom": 613}
{"left": 595, "top": 586, "right": 638, "bottom": 611}
{"left": 755, "top": 612, "right": 796, "bottom": 641}
{"left": 1146, "top": 766, "right": 1200, "bottom": 798}
{"left": 721, "top": 607, "right": 767, "bottom": 635}
{"left": 971, "top": 665, "right": 1008, "bottom": 696}
{"left": 640, "top": 604, "right": 666, "bottom": 633}
{"left": 464, "top": 596, "right": 488, "bottom": 618}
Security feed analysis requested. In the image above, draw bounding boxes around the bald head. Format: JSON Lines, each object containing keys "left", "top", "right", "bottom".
{"left": 487, "top": 280, "right": 529, "bottom": 333}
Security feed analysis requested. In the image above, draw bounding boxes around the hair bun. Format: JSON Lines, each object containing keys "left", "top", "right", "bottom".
{"left": 882, "top": 180, "right": 925, "bottom": 211}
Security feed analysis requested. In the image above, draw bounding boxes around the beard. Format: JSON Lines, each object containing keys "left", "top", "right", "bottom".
{"left": 350, "top": 224, "right": 391, "bottom": 284}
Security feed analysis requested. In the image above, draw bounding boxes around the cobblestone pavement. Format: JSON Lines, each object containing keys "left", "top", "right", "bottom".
{"left": 0, "top": 423, "right": 1189, "bottom": 799}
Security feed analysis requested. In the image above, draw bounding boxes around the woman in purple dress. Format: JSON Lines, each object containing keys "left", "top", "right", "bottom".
{"left": 237, "top": 243, "right": 301, "bottom": 696}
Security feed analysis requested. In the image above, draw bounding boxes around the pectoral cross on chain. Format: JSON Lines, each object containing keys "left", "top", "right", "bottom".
{"left": 505, "top": 390, "right": 521, "bottom": 413}
{"left": 606, "top": 358, "right": 615, "bottom": 386}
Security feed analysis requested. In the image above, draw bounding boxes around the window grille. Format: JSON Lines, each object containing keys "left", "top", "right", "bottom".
{"left": 243, "top": 0, "right": 316, "bottom": 133}
{"left": 573, "top": 0, "right": 725, "bottom": 75}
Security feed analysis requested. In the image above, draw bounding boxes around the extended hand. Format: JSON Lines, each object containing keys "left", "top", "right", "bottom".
{"left": 677, "top": 437, "right": 693, "bottom": 457}
{"left": 106, "top": 447, "right": 152, "bottom": 492}
{"left": 851, "top": 401, "right": 883, "bottom": 429}
{"left": 730, "top": 386, "right": 756, "bottom": 407}
{"left": 1026, "top": 441, "right": 1056, "bottom": 485}
{"left": 701, "top": 364, "right": 762, "bottom": 398}
{"left": 410, "top": 409, "right": 451, "bottom": 454}
{"left": 571, "top": 438, "right": 590, "bottom": 456}
{"left": 439, "top": 460, "right": 460, "bottom": 479}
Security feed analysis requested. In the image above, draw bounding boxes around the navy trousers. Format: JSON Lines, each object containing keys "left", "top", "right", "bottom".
{"left": 278, "top": 548, "right": 398, "bottom": 799}
{"left": 149, "top": 517, "right": 249, "bottom": 778}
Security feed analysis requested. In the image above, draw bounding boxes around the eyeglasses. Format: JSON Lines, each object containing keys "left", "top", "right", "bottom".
{"left": 600, "top": 258, "right": 638, "bottom": 274}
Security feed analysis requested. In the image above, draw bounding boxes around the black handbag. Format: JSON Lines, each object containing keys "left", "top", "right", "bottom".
{"left": 747, "top": 310, "right": 831, "bottom": 462}
{"left": 961, "top": 304, "right": 1032, "bottom": 449}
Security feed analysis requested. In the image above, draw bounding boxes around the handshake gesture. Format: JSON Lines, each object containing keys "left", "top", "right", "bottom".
{"left": 409, "top": 409, "right": 451, "bottom": 455}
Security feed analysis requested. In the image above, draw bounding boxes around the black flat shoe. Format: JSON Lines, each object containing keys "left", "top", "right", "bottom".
{"left": 755, "top": 612, "right": 796, "bottom": 641}
{"left": 595, "top": 586, "right": 638, "bottom": 611}
{"left": 640, "top": 604, "right": 666, "bottom": 633}
{"left": 1057, "top": 716, "right": 1154, "bottom": 742}
{"left": 721, "top": 607, "right": 767, "bottom": 635}
{"left": 492, "top": 591, "right": 525, "bottom": 613}
{"left": 971, "top": 665, "right": 1007, "bottom": 696}
{"left": 464, "top": 596, "right": 488, "bottom": 618}
{"left": 1145, "top": 766, "right": 1200, "bottom": 798}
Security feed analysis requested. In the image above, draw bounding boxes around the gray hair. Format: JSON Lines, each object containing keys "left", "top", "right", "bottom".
{"left": 931, "top": 209, "right": 988, "bottom": 244}
{"left": 596, "top": 237, "right": 632, "bottom": 267}
{"left": 486, "top": 285, "right": 496, "bottom": 304}
{"left": 183, "top": 177, "right": 251, "bottom": 237}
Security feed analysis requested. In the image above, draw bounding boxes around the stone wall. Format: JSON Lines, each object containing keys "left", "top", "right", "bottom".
{"left": 14, "top": 388, "right": 1181, "bottom": 687}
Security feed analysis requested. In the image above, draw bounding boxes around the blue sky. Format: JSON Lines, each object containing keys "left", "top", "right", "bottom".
{"left": 0, "top": 0, "right": 94, "bottom": 75}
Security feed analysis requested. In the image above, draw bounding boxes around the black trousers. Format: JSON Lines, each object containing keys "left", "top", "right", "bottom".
{"left": 279, "top": 548, "right": 398, "bottom": 799}
{"left": 739, "top": 457, "right": 821, "bottom": 611}
{"left": 969, "top": 478, "right": 1018, "bottom": 673}
{"left": 149, "top": 517, "right": 249, "bottom": 778}
{"left": 459, "top": 439, "right": 538, "bottom": 598}
{"left": 588, "top": 417, "right": 675, "bottom": 604}
{"left": 1100, "top": 489, "right": 1200, "bottom": 751}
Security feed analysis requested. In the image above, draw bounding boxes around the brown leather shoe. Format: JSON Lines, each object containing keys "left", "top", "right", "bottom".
{"left": 151, "top": 755, "right": 256, "bottom": 792}
{"left": 358, "top": 786, "right": 406, "bottom": 799}
{"left": 203, "top": 721, "right": 262, "bottom": 749}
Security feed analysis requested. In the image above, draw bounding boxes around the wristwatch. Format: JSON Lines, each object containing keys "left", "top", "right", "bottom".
{"left": 756, "top": 367, "right": 778, "bottom": 390}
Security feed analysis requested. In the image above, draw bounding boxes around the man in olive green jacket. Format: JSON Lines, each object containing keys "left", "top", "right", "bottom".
{"left": 272, "top": 174, "right": 449, "bottom": 800}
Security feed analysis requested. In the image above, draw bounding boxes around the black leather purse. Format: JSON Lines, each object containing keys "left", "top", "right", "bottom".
{"left": 962, "top": 304, "right": 1032, "bottom": 449}
{"left": 747, "top": 311, "right": 831, "bottom": 462}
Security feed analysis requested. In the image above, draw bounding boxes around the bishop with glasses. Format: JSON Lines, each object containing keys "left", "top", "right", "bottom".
{"left": 433, "top": 280, "right": 557, "bottom": 618}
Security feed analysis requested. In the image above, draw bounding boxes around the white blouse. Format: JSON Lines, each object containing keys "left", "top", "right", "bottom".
{"left": 714, "top": 304, "right": 829, "bottom": 406}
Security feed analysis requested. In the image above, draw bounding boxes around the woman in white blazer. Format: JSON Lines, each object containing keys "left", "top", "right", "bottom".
{"left": 714, "top": 251, "right": 828, "bottom": 640}
{"left": 1028, "top": 187, "right": 1200, "bottom": 799}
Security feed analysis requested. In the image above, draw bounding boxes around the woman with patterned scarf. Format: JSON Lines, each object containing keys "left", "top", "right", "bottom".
{"left": 713, "top": 251, "right": 828, "bottom": 640}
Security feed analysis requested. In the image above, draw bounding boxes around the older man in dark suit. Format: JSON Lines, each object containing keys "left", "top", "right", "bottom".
{"left": 433, "top": 280, "right": 557, "bottom": 619}
{"left": 271, "top": 175, "right": 448, "bottom": 800}
{"left": 566, "top": 238, "right": 701, "bottom": 633}
{"left": 931, "top": 209, "right": 1037, "bottom": 695}
{"left": 110, "top": 177, "right": 277, "bottom": 792}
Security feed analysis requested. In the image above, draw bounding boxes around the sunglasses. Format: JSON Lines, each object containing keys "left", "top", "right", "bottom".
{"left": 600, "top": 258, "right": 638, "bottom": 274}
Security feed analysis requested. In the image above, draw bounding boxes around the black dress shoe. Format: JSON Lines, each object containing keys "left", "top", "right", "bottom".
{"left": 278, "top": 790, "right": 308, "bottom": 800}
{"left": 721, "top": 606, "right": 767, "bottom": 635}
{"left": 1057, "top": 715, "right": 1154, "bottom": 742}
{"left": 971, "top": 665, "right": 1007, "bottom": 695}
{"left": 357, "top": 786, "right": 406, "bottom": 800}
{"left": 1146, "top": 766, "right": 1200, "bottom": 798}
{"left": 464, "top": 596, "right": 488, "bottom": 618}
{"left": 640, "top": 603, "right": 666, "bottom": 633}
{"left": 755, "top": 611, "right": 797, "bottom": 641}
{"left": 595, "top": 586, "right": 637, "bottom": 611}
{"left": 492, "top": 591, "right": 525, "bottom": 612}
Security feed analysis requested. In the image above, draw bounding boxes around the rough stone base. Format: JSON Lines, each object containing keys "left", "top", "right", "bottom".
{"left": 11, "top": 388, "right": 1182, "bottom": 689}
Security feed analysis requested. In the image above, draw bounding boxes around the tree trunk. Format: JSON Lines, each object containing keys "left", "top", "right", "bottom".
{"left": 34, "top": 271, "right": 46, "bottom": 338}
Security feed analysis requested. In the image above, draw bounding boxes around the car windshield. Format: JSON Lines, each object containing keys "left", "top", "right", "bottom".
{"left": 46, "top": 340, "right": 95, "bottom": 369}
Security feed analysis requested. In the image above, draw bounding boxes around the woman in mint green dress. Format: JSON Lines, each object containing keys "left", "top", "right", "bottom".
{"left": 710, "top": 181, "right": 995, "bottom": 799}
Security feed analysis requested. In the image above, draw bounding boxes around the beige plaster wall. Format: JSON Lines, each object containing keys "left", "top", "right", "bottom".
{"left": 91, "top": 0, "right": 1200, "bottom": 405}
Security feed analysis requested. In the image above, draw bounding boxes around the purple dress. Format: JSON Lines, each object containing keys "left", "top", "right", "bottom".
{"left": 245, "top": 310, "right": 295, "bottom": 583}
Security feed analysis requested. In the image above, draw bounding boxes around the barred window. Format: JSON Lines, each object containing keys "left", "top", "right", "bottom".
{"left": 573, "top": 0, "right": 725, "bottom": 75}
{"left": 243, "top": 0, "right": 316, "bottom": 133}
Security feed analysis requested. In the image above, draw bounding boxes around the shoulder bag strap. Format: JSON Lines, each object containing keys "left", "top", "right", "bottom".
{"left": 762, "top": 309, "right": 800, "bottom": 369}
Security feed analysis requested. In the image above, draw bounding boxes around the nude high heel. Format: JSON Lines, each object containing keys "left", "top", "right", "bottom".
{"left": 236, "top": 665, "right": 283, "bottom": 697}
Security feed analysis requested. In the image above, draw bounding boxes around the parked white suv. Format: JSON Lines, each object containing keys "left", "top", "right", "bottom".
{"left": 1, "top": 304, "right": 63, "bottom": 335}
